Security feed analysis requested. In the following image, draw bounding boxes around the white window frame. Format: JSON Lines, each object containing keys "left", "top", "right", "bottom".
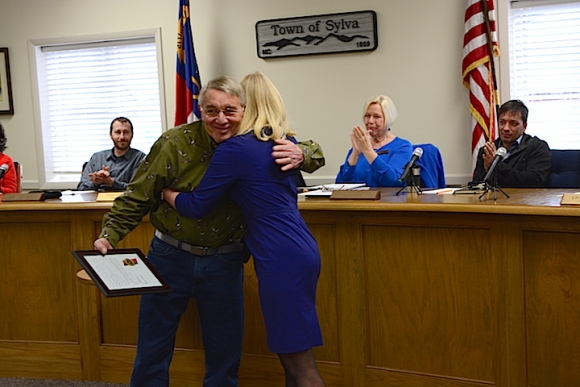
{"left": 28, "top": 28, "right": 167, "bottom": 190}
{"left": 497, "top": 0, "right": 580, "bottom": 150}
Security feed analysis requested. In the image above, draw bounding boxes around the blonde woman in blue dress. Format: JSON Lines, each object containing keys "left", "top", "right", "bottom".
{"left": 163, "top": 72, "right": 325, "bottom": 387}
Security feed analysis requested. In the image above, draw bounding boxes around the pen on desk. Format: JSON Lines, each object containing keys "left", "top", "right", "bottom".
{"left": 436, "top": 189, "right": 454, "bottom": 195}
{"left": 299, "top": 187, "right": 321, "bottom": 193}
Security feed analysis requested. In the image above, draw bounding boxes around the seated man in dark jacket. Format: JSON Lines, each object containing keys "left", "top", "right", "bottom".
{"left": 473, "top": 100, "right": 551, "bottom": 188}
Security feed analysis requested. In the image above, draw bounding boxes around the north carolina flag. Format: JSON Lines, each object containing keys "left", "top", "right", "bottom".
{"left": 175, "top": 0, "right": 202, "bottom": 126}
{"left": 462, "top": 0, "right": 500, "bottom": 172}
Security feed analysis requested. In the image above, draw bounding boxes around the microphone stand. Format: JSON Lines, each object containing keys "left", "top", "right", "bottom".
{"left": 396, "top": 163, "right": 422, "bottom": 196}
{"left": 478, "top": 173, "right": 509, "bottom": 201}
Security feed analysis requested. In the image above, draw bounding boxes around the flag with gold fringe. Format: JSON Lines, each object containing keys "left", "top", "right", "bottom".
{"left": 462, "top": 0, "right": 500, "bottom": 173}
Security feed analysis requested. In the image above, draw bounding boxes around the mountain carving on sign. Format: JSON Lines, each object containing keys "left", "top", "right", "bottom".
{"left": 263, "top": 33, "right": 370, "bottom": 50}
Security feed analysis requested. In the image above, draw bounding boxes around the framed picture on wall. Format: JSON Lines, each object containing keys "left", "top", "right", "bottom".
{"left": 0, "top": 47, "right": 14, "bottom": 115}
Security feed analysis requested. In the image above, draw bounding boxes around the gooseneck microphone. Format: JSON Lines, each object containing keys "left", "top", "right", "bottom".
{"left": 482, "top": 147, "right": 507, "bottom": 183}
{"left": 399, "top": 147, "right": 423, "bottom": 182}
{"left": 0, "top": 163, "right": 9, "bottom": 179}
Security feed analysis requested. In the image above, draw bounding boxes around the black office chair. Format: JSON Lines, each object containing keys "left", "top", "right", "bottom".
{"left": 549, "top": 150, "right": 580, "bottom": 188}
{"left": 295, "top": 171, "right": 307, "bottom": 187}
{"left": 13, "top": 161, "right": 22, "bottom": 193}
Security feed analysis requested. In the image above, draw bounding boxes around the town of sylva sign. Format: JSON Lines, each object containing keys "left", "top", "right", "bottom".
{"left": 255, "top": 10, "right": 377, "bottom": 59}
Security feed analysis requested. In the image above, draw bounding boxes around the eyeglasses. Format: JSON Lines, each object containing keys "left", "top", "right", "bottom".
{"left": 202, "top": 107, "right": 241, "bottom": 118}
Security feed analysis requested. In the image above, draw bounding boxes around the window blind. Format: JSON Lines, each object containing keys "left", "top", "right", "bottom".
{"left": 38, "top": 38, "right": 162, "bottom": 178}
{"left": 510, "top": 0, "right": 580, "bottom": 149}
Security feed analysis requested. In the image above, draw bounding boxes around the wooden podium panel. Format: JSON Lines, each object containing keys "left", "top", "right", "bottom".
{"left": 524, "top": 230, "right": 580, "bottom": 387}
{"left": 0, "top": 216, "right": 76, "bottom": 342}
{"left": 363, "top": 222, "right": 496, "bottom": 383}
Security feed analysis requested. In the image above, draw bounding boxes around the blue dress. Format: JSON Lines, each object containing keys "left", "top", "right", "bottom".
{"left": 174, "top": 132, "right": 323, "bottom": 354}
{"left": 336, "top": 136, "right": 413, "bottom": 187}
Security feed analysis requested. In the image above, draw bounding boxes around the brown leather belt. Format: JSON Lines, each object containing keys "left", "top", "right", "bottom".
{"left": 154, "top": 230, "right": 244, "bottom": 256}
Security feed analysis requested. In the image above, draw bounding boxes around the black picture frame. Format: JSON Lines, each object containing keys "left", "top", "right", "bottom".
{"left": 0, "top": 48, "right": 14, "bottom": 115}
{"left": 72, "top": 248, "right": 171, "bottom": 297}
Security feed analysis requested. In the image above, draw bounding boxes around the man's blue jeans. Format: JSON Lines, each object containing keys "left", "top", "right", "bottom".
{"left": 130, "top": 236, "right": 245, "bottom": 387}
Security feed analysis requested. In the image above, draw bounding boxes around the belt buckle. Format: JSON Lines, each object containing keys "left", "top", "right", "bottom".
{"left": 190, "top": 245, "right": 211, "bottom": 256}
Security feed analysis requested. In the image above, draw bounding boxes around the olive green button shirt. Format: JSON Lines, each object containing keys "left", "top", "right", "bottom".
{"left": 100, "top": 121, "right": 325, "bottom": 248}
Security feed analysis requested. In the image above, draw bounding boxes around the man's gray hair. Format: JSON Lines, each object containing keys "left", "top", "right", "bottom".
{"left": 199, "top": 76, "right": 246, "bottom": 107}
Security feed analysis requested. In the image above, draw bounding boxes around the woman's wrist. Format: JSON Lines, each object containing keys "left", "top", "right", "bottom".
{"left": 347, "top": 151, "right": 360, "bottom": 166}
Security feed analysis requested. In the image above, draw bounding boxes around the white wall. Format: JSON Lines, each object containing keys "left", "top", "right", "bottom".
{"left": 0, "top": 0, "right": 474, "bottom": 189}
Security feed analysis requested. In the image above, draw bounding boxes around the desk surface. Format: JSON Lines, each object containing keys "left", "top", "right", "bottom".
{"left": 299, "top": 188, "right": 580, "bottom": 216}
{"left": 0, "top": 191, "right": 110, "bottom": 210}
{"left": 1, "top": 188, "right": 579, "bottom": 216}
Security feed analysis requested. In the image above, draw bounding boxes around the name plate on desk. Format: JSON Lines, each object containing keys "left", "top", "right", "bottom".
{"left": 330, "top": 190, "right": 380, "bottom": 200}
{"left": 97, "top": 191, "right": 123, "bottom": 202}
{"left": 561, "top": 193, "right": 580, "bottom": 205}
{"left": 1, "top": 192, "right": 45, "bottom": 202}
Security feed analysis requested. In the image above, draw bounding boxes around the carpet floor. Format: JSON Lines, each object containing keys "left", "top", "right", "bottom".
{"left": 0, "top": 379, "right": 128, "bottom": 387}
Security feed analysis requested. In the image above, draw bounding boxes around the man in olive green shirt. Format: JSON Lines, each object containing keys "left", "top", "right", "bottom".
{"left": 93, "top": 76, "right": 324, "bottom": 387}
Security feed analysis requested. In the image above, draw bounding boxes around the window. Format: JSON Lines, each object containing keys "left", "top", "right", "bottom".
{"left": 29, "top": 29, "right": 165, "bottom": 189}
{"left": 508, "top": 0, "right": 580, "bottom": 149}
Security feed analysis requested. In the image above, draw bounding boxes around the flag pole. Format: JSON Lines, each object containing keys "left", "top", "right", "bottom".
{"left": 175, "top": 0, "right": 202, "bottom": 126}
{"left": 481, "top": 0, "right": 500, "bottom": 140}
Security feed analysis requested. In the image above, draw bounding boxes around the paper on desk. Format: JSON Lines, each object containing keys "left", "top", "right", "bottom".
{"left": 301, "top": 190, "right": 332, "bottom": 198}
{"left": 422, "top": 188, "right": 459, "bottom": 195}
{"left": 309, "top": 183, "right": 366, "bottom": 191}
{"left": 61, "top": 190, "right": 96, "bottom": 195}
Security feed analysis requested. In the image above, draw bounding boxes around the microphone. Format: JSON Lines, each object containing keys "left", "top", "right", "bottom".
{"left": 482, "top": 147, "right": 507, "bottom": 183}
{"left": 399, "top": 147, "right": 423, "bottom": 182}
{"left": 0, "top": 163, "right": 8, "bottom": 179}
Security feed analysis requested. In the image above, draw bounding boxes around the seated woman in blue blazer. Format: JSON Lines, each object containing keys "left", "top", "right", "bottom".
{"left": 336, "top": 95, "right": 412, "bottom": 187}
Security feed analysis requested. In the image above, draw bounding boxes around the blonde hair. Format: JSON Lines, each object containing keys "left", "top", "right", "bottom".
{"left": 363, "top": 95, "right": 398, "bottom": 130}
{"left": 239, "top": 72, "right": 295, "bottom": 141}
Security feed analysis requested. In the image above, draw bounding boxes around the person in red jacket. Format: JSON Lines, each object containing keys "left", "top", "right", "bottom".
{"left": 0, "top": 123, "right": 17, "bottom": 194}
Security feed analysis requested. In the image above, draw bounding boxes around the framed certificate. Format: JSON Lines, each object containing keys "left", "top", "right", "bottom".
{"left": 72, "top": 248, "right": 171, "bottom": 297}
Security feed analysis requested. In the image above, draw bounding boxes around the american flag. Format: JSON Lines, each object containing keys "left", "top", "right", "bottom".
{"left": 175, "top": 0, "right": 202, "bottom": 126}
{"left": 462, "top": 0, "right": 500, "bottom": 172}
